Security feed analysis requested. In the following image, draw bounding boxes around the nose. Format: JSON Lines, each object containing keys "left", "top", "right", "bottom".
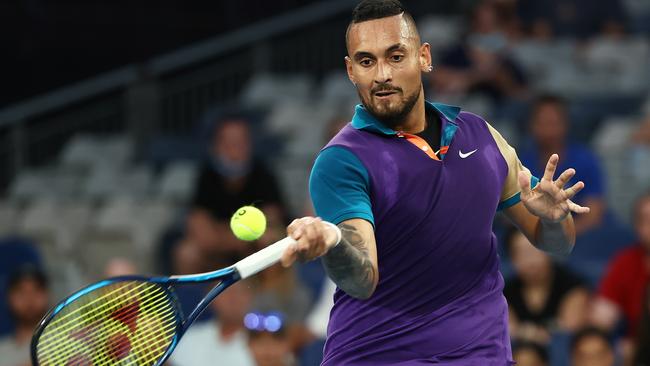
{"left": 374, "top": 60, "right": 392, "bottom": 84}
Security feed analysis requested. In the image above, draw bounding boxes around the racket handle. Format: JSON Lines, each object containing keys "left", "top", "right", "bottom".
{"left": 235, "top": 237, "right": 295, "bottom": 279}
{"left": 234, "top": 222, "right": 341, "bottom": 279}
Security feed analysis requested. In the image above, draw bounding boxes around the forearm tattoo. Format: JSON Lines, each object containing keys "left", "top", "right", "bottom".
{"left": 322, "top": 223, "right": 377, "bottom": 299}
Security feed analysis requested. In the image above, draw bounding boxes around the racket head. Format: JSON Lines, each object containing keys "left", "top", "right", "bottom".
{"left": 31, "top": 276, "right": 184, "bottom": 366}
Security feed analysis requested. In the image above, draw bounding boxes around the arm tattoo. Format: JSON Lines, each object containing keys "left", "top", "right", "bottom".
{"left": 322, "top": 223, "right": 377, "bottom": 299}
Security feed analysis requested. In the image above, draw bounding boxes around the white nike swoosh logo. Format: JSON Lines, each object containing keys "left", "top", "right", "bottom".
{"left": 459, "top": 149, "right": 478, "bottom": 158}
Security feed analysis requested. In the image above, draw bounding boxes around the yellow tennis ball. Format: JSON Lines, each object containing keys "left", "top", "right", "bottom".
{"left": 230, "top": 206, "right": 266, "bottom": 241}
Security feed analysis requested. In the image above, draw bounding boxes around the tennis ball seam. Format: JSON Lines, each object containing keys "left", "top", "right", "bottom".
{"left": 233, "top": 222, "right": 261, "bottom": 236}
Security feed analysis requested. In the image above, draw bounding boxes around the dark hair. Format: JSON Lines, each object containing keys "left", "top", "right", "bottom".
{"left": 351, "top": 0, "right": 409, "bottom": 23}
{"left": 513, "top": 341, "right": 549, "bottom": 364}
{"left": 531, "top": 93, "right": 568, "bottom": 117}
{"left": 571, "top": 327, "right": 613, "bottom": 353}
{"left": 346, "top": 0, "right": 418, "bottom": 47}
{"left": 7, "top": 265, "right": 48, "bottom": 293}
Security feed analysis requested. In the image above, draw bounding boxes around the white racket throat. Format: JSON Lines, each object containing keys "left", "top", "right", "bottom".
{"left": 234, "top": 222, "right": 341, "bottom": 279}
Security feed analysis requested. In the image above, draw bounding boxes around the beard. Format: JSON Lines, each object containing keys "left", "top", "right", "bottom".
{"left": 358, "top": 83, "right": 421, "bottom": 130}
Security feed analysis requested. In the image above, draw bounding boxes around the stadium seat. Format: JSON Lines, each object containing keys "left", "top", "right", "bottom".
{"left": 8, "top": 169, "right": 56, "bottom": 203}
{"left": 59, "top": 134, "right": 104, "bottom": 169}
{"left": 241, "top": 73, "right": 314, "bottom": 108}
{"left": 0, "top": 201, "right": 19, "bottom": 236}
{"left": 417, "top": 16, "right": 463, "bottom": 59}
{"left": 157, "top": 161, "right": 199, "bottom": 203}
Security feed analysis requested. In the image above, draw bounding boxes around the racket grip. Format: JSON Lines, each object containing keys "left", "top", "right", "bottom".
{"left": 234, "top": 237, "right": 296, "bottom": 279}
{"left": 234, "top": 222, "right": 341, "bottom": 279}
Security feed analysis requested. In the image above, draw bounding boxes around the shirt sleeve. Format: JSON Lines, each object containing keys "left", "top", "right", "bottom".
{"left": 309, "top": 146, "right": 374, "bottom": 226}
{"left": 485, "top": 122, "right": 539, "bottom": 211}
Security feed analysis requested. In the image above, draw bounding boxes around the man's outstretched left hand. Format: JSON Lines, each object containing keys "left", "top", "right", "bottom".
{"left": 518, "top": 153, "right": 591, "bottom": 223}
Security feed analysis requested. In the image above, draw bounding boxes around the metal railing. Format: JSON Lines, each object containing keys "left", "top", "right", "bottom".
{"left": 0, "top": 0, "right": 357, "bottom": 188}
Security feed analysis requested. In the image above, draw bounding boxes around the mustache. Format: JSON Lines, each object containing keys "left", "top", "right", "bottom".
{"left": 371, "top": 84, "right": 402, "bottom": 94}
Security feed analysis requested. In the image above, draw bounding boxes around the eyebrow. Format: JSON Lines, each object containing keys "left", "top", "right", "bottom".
{"left": 352, "top": 43, "right": 409, "bottom": 62}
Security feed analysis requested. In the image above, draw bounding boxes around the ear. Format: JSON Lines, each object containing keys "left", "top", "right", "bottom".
{"left": 345, "top": 56, "right": 357, "bottom": 85}
{"left": 419, "top": 42, "right": 432, "bottom": 72}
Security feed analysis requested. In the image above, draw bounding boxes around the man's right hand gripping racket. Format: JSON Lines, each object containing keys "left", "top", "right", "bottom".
{"left": 31, "top": 222, "right": 340, "bottom": 366}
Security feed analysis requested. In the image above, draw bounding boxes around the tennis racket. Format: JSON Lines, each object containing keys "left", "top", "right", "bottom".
{"left": 31, "top": 223, "right": 341, "bottom": 366}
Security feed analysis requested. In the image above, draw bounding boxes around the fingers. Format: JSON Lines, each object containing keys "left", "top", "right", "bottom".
{"left": 280, "top": 244, "right": 298, "bottom": 267}
{"left": 568, "top": 199, "right": 591, "bottom": 214}
{"left": 555, "top": 168, "right": 575, "bottom": 189}
{"left": 564, "top": 180, "right": 585, "bottom": 200}
{"left": 518, "top": 170, "right": 532, "bottom": 198}
{"left": 282, "top": 216, "right": 329, "bottom": 267}
{"left": 542, "top": 154, "right": 559, "bottom": 182}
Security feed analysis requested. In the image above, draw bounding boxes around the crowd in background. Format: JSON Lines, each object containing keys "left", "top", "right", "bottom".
{"left": 2, "top": 0, "right": 650, "bottom": 365}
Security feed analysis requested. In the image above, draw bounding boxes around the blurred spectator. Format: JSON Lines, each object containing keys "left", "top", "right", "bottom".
{"left": 630, "top": 116, "right": 650, "bottom": 184}
{"left": 592, "top": 192, "right": 650, "bottom": 339}
{"left": 634, "top": 285, "right": 650, "bottom": 366}
{"left": 515, "top": 0, "right": 626, "bottom": 39}
{"left": 0, "top": 266, "right": 49, "bottom": 366}
{"left": 103, "top": 257, "right": 138, "bottom": 277}
{"left": 520, "top": 94, "right": 606, "bottom": 235}
{"left": 170, "top": 281, "right": 256, "bottom": 366}
{"left": 0, "top": 237, "right": 41, "bottom": 337}
{"left": 250, "top": 213, "right": 313, "bottom": 352}
{"left": 186, "top": 115, "right": 286, "bottom": 269}
{"left": 631, "top": 117, "right": 650, "bottom": 146}
{"left": 246, "top": 313, "right": 295, "bottom": 366}
{"left": 250, "top": 263, "right": 312, "bottom": 352}
{"left": 570, "top": 327, "right": 615, "bottom": 366}
{"left": 306, "top": 278, "right": 336, "bottom": 340}
{"left": 512, "top": 341, "right": 549, "bottom": 366}
{"left": 504, "top": 228, "right": 590, "bottom": 345}
{"left": 431, "top": 1, "right": 528, "bottom": 103}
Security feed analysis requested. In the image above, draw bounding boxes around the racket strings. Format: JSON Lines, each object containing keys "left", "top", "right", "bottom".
{"left": 40, "top": 282, "right": 176, "bottom": 365}
{"left": 42, "top": 280, "right": 152, "bottom": 335}
{"left": 39, "top": 293, "right": 174, "bottom": 362}
{"left": 36, "top": 281, "right": 178, "bottom": 366}
{"left": 38, "top": 282, "right": 161, "bottom": 351}
{"left": 37, "top": 282, "right": 164, "bottom": 355}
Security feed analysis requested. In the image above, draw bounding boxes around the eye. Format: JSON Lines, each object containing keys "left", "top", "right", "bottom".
{"left": 390, "top": 54, "right": 404, "bottom": 62}
{"left": 359, "top": 58, "right": 374, "bottom": 67}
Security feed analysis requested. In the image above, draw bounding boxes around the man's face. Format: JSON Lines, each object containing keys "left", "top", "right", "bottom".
{"left": 212, "top": 120, "right": 251, "bottom": 163}
{"left": 345, "top": 14, "right": 430, "bottom": 128}
{"left": 572, "top": 335, "right": 614, "bottom": 366}
{"left": 8, "top": 278, "right": 49, "bottom": 326}
{"left": 635, "top": 197, "right": 650, "bottom": 250}
{"left": 531, "top": 103, "right": 568, "bottom": 148}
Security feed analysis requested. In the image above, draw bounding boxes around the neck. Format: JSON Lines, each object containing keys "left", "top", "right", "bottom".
{"left": 394, "top": 88, "right": 426, "bottom": 134}
{"left": 540, "top": 143, "right": 564, "bottom": 158}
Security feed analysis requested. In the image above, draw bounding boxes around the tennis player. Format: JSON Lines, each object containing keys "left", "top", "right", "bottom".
{"left": 281, "top": 1, "right": 590, "bottom": 364}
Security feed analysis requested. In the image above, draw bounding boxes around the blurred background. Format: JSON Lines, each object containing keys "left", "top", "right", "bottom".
{"left": 1, "top": 0, "right": 650, "bottom": 365}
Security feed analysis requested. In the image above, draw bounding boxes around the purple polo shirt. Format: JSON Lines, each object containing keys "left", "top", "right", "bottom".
{"left": 309, "top": 101, "right": 529, "bottom": 365}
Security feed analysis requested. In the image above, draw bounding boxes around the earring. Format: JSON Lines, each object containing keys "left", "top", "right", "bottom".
{"left": 426, "top": 65, "right": 433, "bottom": 72}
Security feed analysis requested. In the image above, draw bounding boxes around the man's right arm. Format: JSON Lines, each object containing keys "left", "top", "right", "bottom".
{"left": 282, "top": 146, "right": 379, "bottom": 299}
{"left": 322, "top": 218, "right": 378, "bottom": 299}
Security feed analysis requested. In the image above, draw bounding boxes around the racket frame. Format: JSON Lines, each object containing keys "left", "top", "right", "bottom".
{"left": 31, "top": 267, "right": 241, "bottom": 366}
{"left": 31, "top": 229, "right": 339, "bottom": 365}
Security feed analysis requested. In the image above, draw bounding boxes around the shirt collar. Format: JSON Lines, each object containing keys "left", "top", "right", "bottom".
{"left": 350, "top": 100, "right": 461, "bottom": 136}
